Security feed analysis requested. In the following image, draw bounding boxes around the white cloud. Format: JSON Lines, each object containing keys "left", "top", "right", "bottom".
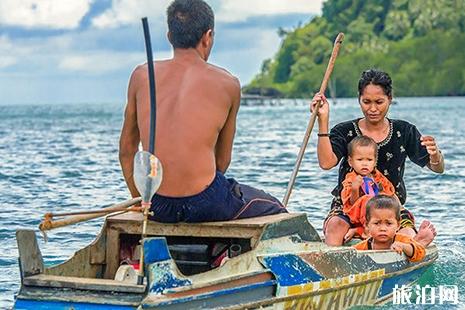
{"left": 0, "top": 0, "right": 92, "bottom": 29}
{"left": 0, "top": 35, "right": 14, "bottom": 51}
{"left": 58, "top": 51, "right": 173, "bottom": 73}
{"left": 92, "top": 0, "right": 323, "bottom": 28}
{"left": 0, "top": 35, "right": 19, "bottom": 69}
{"left": 92, "top": 0, "right": 171, "bottom": 28}
{"left": 0, "top": 57, "right": 17, "bottom": 68}
{"left": 216, "top": 0, "right": 323, "bottom": 22}
{"left": 0, "top": 34, "right": 74, "bottom": 72}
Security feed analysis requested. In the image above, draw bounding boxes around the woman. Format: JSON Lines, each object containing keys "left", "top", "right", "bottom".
{"left": 313, "top": 69, "right": 443, "bottom": 246}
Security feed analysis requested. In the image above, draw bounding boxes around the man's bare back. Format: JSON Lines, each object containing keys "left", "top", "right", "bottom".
{"left": 119, "top": 0, "right": 285, "bottom": 223}
{"left": 120, "top": 49, "right": 240, "bottom": 197}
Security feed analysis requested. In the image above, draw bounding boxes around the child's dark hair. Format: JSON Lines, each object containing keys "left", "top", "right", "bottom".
{"left": 348, "top": 135, "right": 378, "bottom": 160}
{"left": 366, "top": 195, "right": 401, "bottom": 222}
{"left": 358, "top": 69, "right": 393, "bottom": 98}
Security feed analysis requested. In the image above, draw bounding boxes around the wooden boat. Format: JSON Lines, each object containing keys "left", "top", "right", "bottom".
{"left": 14, "top": 202, "right": 438, "bottom": 309}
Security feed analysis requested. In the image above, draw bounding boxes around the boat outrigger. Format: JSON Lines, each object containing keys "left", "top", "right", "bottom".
{"left": 14, "top": 198, "right": 438, "bottom": 309}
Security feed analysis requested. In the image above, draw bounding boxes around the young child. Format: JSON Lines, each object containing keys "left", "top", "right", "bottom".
{"left": 341, "top": 135, "right": 396, "bottom": 241}
{"left": 353, "top": 195, "right": 425, "bottom": 262}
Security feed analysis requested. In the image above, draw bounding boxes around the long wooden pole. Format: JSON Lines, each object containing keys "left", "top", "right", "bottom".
{"left": 282, "top": 33, "right": 344, "bottom": 207}
{"left": 38, "top": 197, "right": 142, "bottom": 231}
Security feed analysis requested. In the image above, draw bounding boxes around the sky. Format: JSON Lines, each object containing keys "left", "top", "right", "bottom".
{"left": 0, "top": 0, "right": 324, "bottom": 105}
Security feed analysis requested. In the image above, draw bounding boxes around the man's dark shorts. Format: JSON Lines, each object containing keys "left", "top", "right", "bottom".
{"left": 149, "top": 171, "right": 287, "bottom": 223}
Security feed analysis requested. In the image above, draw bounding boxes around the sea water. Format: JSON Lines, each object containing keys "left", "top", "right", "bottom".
{"left": 0, "top": 97, "right": 464, "bottom": 309}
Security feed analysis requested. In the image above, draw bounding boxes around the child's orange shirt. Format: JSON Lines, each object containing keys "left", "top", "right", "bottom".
{"left": 353, "top": 233, "right": 426, "bottom": 262}
{"left": 341, "top": 169, "right": 395, "bottom": 227}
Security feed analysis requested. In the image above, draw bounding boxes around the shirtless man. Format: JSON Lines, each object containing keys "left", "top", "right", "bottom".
{"left": 119, "top": 0, "right": 286, "bottom": 223}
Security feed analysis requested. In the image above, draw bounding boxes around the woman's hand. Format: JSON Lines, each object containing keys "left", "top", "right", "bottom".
{"left": 313, "top": 92, "right": 338, "bottom": 170}
{"left": 310, "top": 93, "right": 329, "bottom": 123}
{"left": 421, "top": 135, "right": 444, "bottom": 173}
{"left": 420, "top": 136, "right": 440, "bottom": 161}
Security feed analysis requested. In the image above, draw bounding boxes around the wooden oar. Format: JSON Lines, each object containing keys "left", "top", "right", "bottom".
{"left": 282, "top": 32, "right": 344, "bottom": 207}
{"left": 38, "top": 197, "right": 142, "bottom": 231}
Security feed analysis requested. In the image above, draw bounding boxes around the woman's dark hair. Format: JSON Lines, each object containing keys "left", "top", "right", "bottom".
{"left": 167, "top": 0, "right": 214, "bottom": 49}
{"left": 348, "top": 135, "right": 378, "bottom": 160}
{"left": 358, "top": 69, "right": 393, "bottom": 98}
{"left": 365, "top": 195, "right": 401, "bottom": 222}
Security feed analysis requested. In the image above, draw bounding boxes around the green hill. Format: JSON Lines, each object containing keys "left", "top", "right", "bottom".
{"left": 244, "top": 0, "right": 465, "bottom": 97}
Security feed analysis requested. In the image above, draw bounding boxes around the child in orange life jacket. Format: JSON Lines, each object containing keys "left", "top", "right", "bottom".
{"left": 341, "top": 135, "right": 396, "bottom": 242}
{"left": 353, "top": 195, "right": 425, "bottom": 262}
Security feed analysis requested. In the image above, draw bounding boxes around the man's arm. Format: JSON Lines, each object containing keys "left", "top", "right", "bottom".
{"left": 119, "top": 68, "right": 141, "bottom": 198}
{"left": 215, "top": 77, "right": 241, "bottom": 173}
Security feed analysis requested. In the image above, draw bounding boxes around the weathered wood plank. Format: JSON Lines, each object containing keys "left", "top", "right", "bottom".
{"left": 108, "top": 212, "right": 303, "bottom": 227}
{"left": 16, "top": 230, "right": 44, "bottom": 278}
{"left": 89, "top": 226, "right": 107, "bottom": 265}
{"left": 106, "top": 212, "right": 304, "bottom": 248}
{"left": 46, "top": 223, "right": 107, "bottom": 278}
{"left": 104, "top": 226, "right": 121, "bottom": 279}
{"left": 111, "top": 221, "right": 261, "bottom": 243}
{"left": 260, "top": 213, "right": 321, "bottom": 242}
{"left": 17, "top": 286, "right": 142, "bottom": 306}
{"left": 23, "top": 274, "right": 146, "bottom": 293}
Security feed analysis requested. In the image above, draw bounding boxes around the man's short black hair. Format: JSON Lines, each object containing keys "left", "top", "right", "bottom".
{"left": 167, "top": 0, "right": 214, "bottom": 49}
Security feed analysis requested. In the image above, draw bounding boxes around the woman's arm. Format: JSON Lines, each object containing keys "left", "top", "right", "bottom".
{"left": 406, "top": 124, "right": 445, "bottom": 174}
{"left": 311, "top": 93, "right": 338, "bottom": 170}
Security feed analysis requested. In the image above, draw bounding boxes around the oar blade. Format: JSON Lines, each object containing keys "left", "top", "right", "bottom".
{"left": 133, "top": 151, "right": 163, "bottom": 203}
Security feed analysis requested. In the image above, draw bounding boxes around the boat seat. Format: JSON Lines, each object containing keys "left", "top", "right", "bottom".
{"left": 106, "top": 212, "right": 305, "bottom": 244}
{"left": 103, "top": 212, "right": 312, "bottom": 279}
{"left": 23, "top": 274, "right": 146, "bottom": 293}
